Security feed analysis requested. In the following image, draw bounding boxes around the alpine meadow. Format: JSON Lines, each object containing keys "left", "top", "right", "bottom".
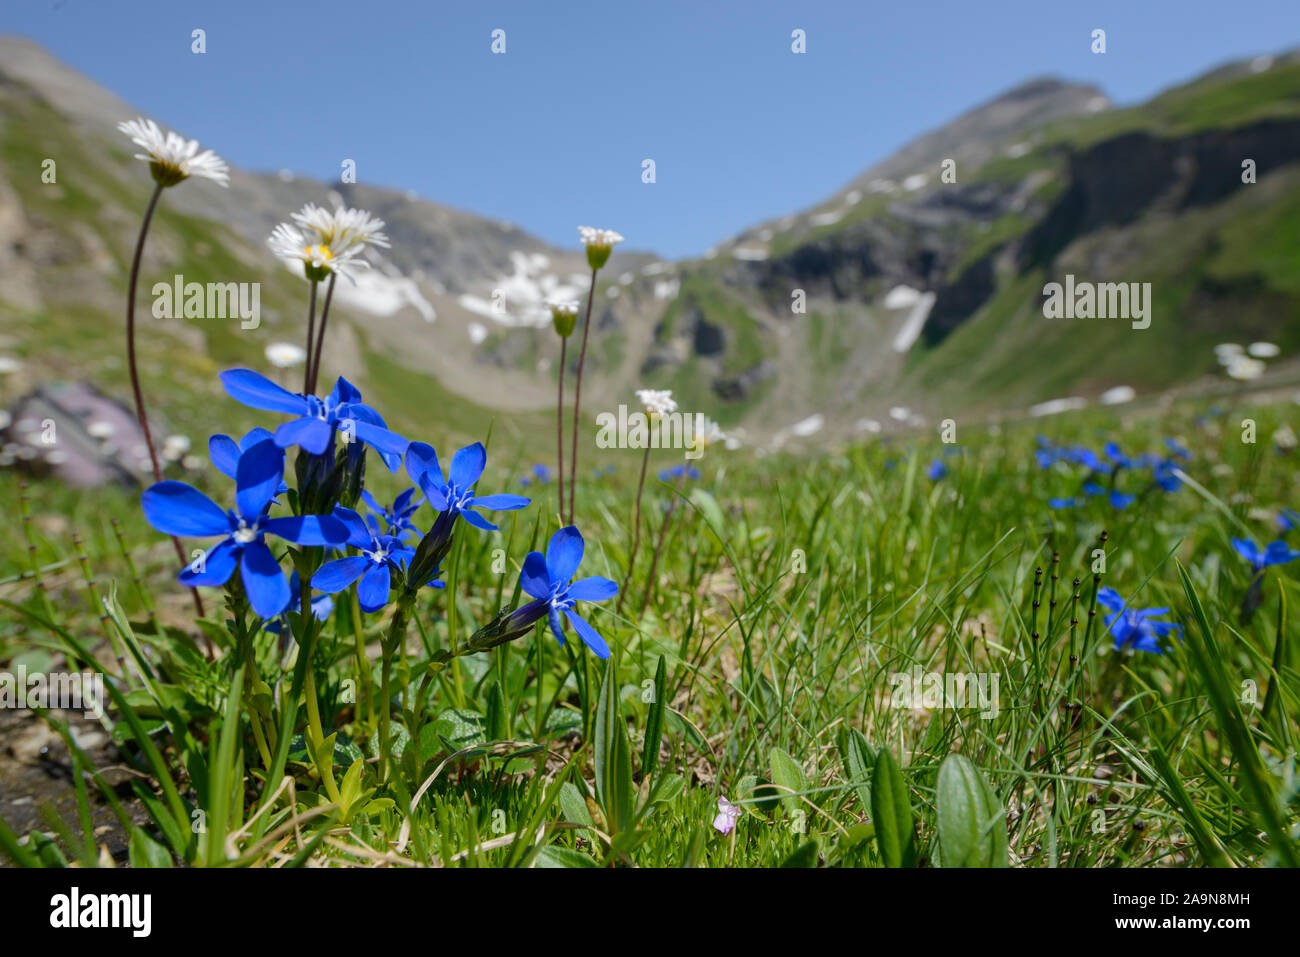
{"left": 0, "top": 3, "right": 1297, "bottom": 907}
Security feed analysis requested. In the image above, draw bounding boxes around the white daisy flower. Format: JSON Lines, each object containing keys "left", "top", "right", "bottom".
{"left": 578, "top": 226, "right": 624, "bottom": 269}
{"left": 635, "top": 388, "right": 677, "bottom": 417}
{"left": 696, "top": 417, "right": 726, "bottom": 451}
{"left": 117, "top": 117, "right": 229, "bottom": 188}
{"left": 265, "top": 341, "right": 307, "bottom": 368}
{"left": 267, "top": 222, "right": 369, "bottom": 283}
{"left": 291, "top": 203, "right": 390, "bottom": 252}
{"left": 1247, "top": 342, "right": 1280, "bottom": 358}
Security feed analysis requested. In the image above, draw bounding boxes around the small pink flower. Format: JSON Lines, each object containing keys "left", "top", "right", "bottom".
{"left": 713, "top": 797, "right": 741, "bottom": 835}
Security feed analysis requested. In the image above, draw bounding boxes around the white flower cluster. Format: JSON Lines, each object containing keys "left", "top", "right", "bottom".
{"left": 578, "top": 226, "right": 624, "bottom": 249}
{"left": 635, "top": 388, "right": 677, "bottom": 417}
{"left": 268, "top": 204, "right": 390, "bottom": 283}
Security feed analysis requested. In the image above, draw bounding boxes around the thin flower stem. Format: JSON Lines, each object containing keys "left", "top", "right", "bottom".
{"left": 617, "top": 441, "right": 653, "bottom": 615}
{"left": 568, "top": 268, "right": 599, "bottom": 525}
{"left": 302, "top": 279, "right": 319, "bottom": 395}
{"left": 307, "top": 273, "right": 337, "bottom": 396}
{"left": 298, "top": 568, "right": 340, "bottom": 803}
{"left": 556, "top": 336, "right": 567, "bottom": 524}
{"left": 349, "top": 587, "right": 370, "bottom": 726}
{"left": 640, "top": 470, "right": 687, "bottom": 615}
{"left": 124, "top": 182, "right": 206, "bottom": 622}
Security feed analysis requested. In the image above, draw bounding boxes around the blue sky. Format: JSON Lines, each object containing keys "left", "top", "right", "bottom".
{"left": 6, "top": 0, "right": 1298, "bottom": 258}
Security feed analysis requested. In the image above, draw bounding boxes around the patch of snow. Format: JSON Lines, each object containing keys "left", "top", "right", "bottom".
{"left": 844, "top": 189, "right": 862, "bottom": 205}
{"left": 902, "top": 174, "right": 928, "bottom": 192}
{"left": 855, "top": 418, "right": 882, "bottom": 434}
{"left": 1250, "top": 55, "right": 1274, "bottom": 73}
{"left": 809, "top": 211, "right": 842, "bottom": 227}
{"left": 889, "top": 406, "right": 909, "bottom": 422}
{"left": 334, "top": 270, "right": 436, "bottom": 322}
{"left": 1099, "top": 385, "right": 1135, "bottom": 405}
{"left": 1004, "top": 142, "right": 1032, "bottom": 158}
{"left": 867, "top": 179, "right": 896, "bottom": 194}
{"left": 791, "top": 414, "right": 824, "bottom": 437}
{"left": 654, "top": 279, "right": 680, "bottom": 300}
{"left": 468, "top": 322, "right": 487, "bottom": 345}
{"left": 891, "top": 291, "right": 937, "bottom": 353}
{"left": 1086, "top": 96, "right": 1109, "bottom": 113}
{"left": 1029, "top": 397, "right": 1086, "bottom": 417}
{"left": 732, "top": 247, "right": 769, "bottom": 261}
{"left": 883, "top": 284, "right": 921, "bottom": 310}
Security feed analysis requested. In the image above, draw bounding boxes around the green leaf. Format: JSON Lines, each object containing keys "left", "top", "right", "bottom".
{"left": 935, "top": 754, "right": 1007, "bottom": 868}
{"left": 871, "top": 748, "right": 916, "bottom": 868}
{"left": 533, "top": 845, "right": 599, "bottom": 868}
{"left": 432, "top": 709, "right": 488, "bottom": 752}
{"left": 642, "top": 655, "right": 667, "bottom": 781}
{"left": 128, "top": 828, "right": 173, "bottom": 868}
{"left": 769, "top": 746, "right": 806, "bottom": 816}
{"left": 841, "top": 728, "right": 875, "bottom": 815}
{"left": 485, "top": 680, "right": 508, "bottom": 741}
{"left": 780, "top": 839, "right": 819, "bottom": 868}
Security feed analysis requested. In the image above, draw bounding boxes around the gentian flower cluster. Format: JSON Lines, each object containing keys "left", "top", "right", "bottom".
{"left": 1038, "top": 436, "right": 1189, "bottom": 511}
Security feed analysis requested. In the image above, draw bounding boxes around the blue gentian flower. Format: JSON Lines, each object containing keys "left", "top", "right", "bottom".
{"left": 405, "top": 441, "right": 530, "bottom": 532}
{"left": 1103, "top": 443, "right": 1131, "bottom": 469}
{"left": 140, "top": 438, "right": 348, "bottom": 618}
{"left": 361, "top": 487, "right": 423, "bottom": 541}
{"left": 1049, "top": 497, "right": 1079, "bottom": 509}
{"left": 1231, "top": 538, "right": 1300, "bottom": 573}
{"left": 1163, "top": 438, "right": 1192, "bottom": 461}
{"left": 1277, "top": 508, "right": 1300, "bottom": 533}
{"left": 1152, "top": 460, "right": 1183, "bottom": 492}
{"left": 313, "top": 507, "right": 436, "bottom": 612}
{"left": 1097, "top": 586, "right": 1182, "bottom": 654}
{"left": 218, "top": 369, "right": 409, "bottom": 472}
{"left": 1108, "top": 490, "right": 1135, "bottom": 509}
{"left": 659, "top": 464, "right": 701, "bottom": 482}
{"left": 515, "top": 526, "right": 617, "bottom": 658}
{"left": 926, "top": 459, "right": 948, "bottom": 481}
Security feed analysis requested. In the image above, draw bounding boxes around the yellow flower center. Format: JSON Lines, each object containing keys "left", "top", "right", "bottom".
{"left": 304, "top": 244, "right": 334, "bottom": 262}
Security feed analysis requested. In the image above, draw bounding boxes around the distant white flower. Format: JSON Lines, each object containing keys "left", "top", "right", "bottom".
{"left": 1247, "top": 342, "right": 1280, "bottom": 358}
{"left": 117, "top": 117, "right": 229, "bottom": 188}
{"left": 264, "top": 341, "right": 307, "bottom": 368}
{"left": 1273, "top": 424, "right": 1297, "bottom": 451}
{"left": 578, "top": 226, "right": 624, "bottom": 269}
{"left": 636, "top": 388, "right": 677, "bottom": 417}
{"left": 0, "top": 356, "right": 23, "bottom": 374}
{"left": 86, "top": 420, "right": 115, "bottom": 438}
{"left": 268, "top": 222, "right": 369, "bottom": 283}
{"left": 1214, "top": 343, "right": 1243, "bottom": 363}
{"left": 1225, "top": 355, "right": 1265, "bottom": 381}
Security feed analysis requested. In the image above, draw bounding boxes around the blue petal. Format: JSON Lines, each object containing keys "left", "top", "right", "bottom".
{"left": 330, "top": 376, "right": 363, "bottom": 406}
{"left": 240, "top": 540, "right": 291, "bottom": 619}
{"left": 1264, "top": 540, "right": 1300, "bottom": 566}
{"left": 235, "top": 438, "right": 286, "bottom": 520}
{"left": 274, "top": 417, "right": 333, "bottom": 455}
{"left": 418, "top": 473, "right": 450, "bottom": 512}
{"left": 312, "top": 555, "right": 369, "bottom": 593}
{"left": 220, "top": 368, "right": 308, "bottom": 416}
{"left": 239, "top": 427, "right": 275, "bottom": 450}
{"left": 566, "top": 576, "right": 618, "bottom": 603}
{"left": 520, "top": 552, "right": 551, "bottom": 599}
{"left": 547, "top": 606, "right": 566, "bottom": 648}
{"left": 262, "top": 513, "right": 349, "bottom": 546}
{"left": 406, "top": 442, "right": 443, "bottom": 487}
{"left": 330, "top": 506, "right": 375, "bottom": 548}
{"left": 141, "top": 482, "right": 230, "bottom": 537}
{"left": 208, "top": 434, "right": 240, "bottom": 479}
{"left": 469, "top": 493, "right": 531, "bottom": 511}
{"left": 546, "top": 526, "right": 585, "bottom": 584}
{"left": 448, "top": 442, "right": 486, "bottom": 489}
{"left": 178, "top": 538, "right": 240, "bottom": 587}
{"left": 357, "top": 562, "right": 392, "bottom": 612}
{"left": 351, "top": 420, "right": 409, "bottom": 465}
{"left": 460, "top": 507, "right": 499, "bottom": 532}
{"left": 565, "top": 609, "right": 611, "bottom": 659}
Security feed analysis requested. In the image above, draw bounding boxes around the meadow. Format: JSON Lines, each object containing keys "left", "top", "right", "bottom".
{"left": 1, "top": 383, "right": 1297, "bottom": 868}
